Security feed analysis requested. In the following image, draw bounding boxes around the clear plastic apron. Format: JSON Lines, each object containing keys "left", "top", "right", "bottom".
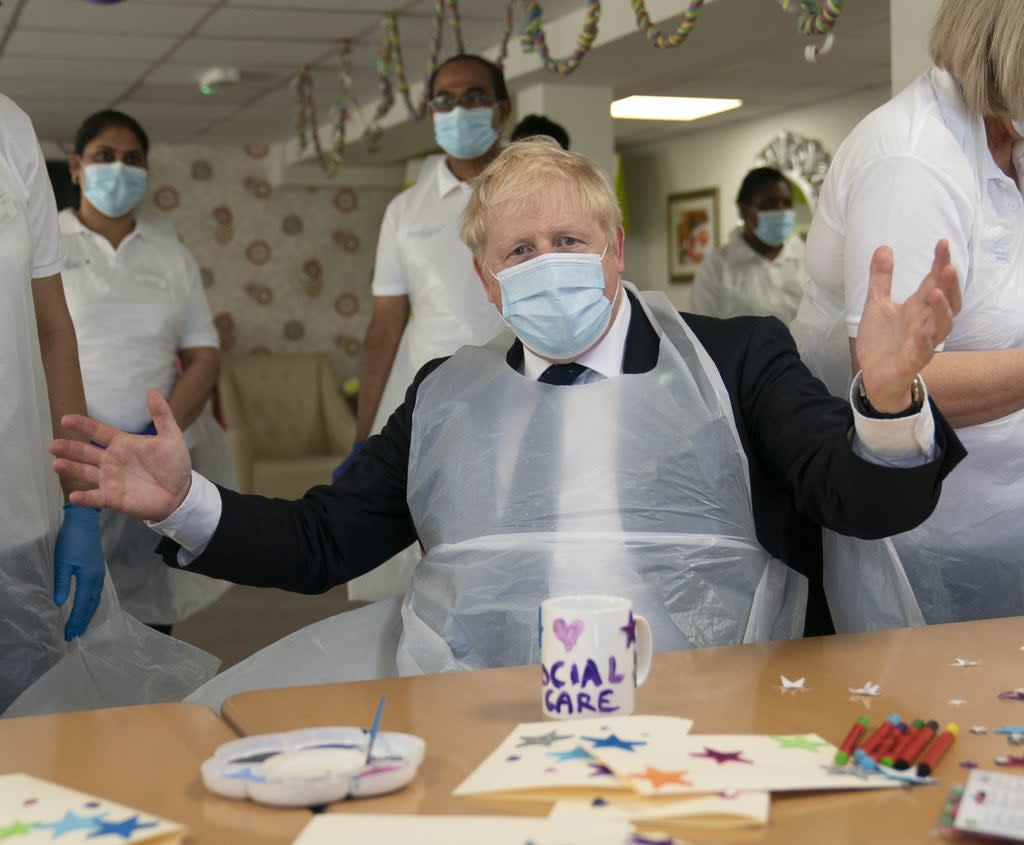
{"left": 0, "top": 155, "right": 217, "bottom": 716}
{"left": 792, "top": 105, "right": 1024, "bottom": 625}
{"left": 396, "top": 285, "right": 808, "bottom": 675}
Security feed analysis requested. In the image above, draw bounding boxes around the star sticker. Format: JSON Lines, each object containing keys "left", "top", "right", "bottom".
{"left": 0, "top": 820, "right": 34, "bottom": 840}
{"left": 820, "top": 764, "right": 870, "bottom": 780}
{"left": 770, "top": 735, "right": 830, "bottom": 752}
{"left": 996, "top": 726, "right": 1024, "bottom": 735}
{"left": 779, "top": 675, "right": 807, "bottom": 694}
{"left": 546, "top": 745, "right": 594, "bottom": 763}
{"left": 950, "top": 657, "right": 981, "bottom": 667}
{"left": 849, "top": 681, "right": 880, "bottom": 696}
{"left": 36, "top": 811, "right": 105, "bottom": 836}
{"left": 998, "top": 689, "right": 1024, "bottom": 702}
{"left": 949, "top": 699, "right": 967, "bottom": 707}
{"left": 223, "top": 766, "right": 266, "bottom": 782}
{"left": 631, "top": 836, "right": 674, "bottom": 845}
{"left": 582, "top": 733, "right": 647, "bottom": 752}
{"left": 690, "top": 746, "right": 753, "bottom": 765}
{"left": 505, "top": 755, "right": 521, "bottom": 762}
{"left": 87, "top": 816, "right": 158, "bottom": 839}
{"left": 629, "top": 766, "right": 692, "bottom": 789}
{"left": 515, "top": 729, "right": 571, "bottom": 748}
{"left": 718, "top": 789, "right": 740, "bottom": 799}
{"left": 591, "top": 797, "right": 608, "bottom": 807}
{"left": 544, "top": 766, "right": 558, "bottom": 774}
{"left": 620, "top": 611, "right": 637, "bottom": 649}
{"left": 995, "top": 755, "right": 1024, "bottom": 767}
{"left": 588, "top": 762, "right": 615, "bottom": 777}
{"left": 970, "top": 726, "right": 988, "bottom": 735}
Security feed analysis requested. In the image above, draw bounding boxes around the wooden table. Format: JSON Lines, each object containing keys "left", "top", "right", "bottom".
{"left": 0, "top": 702, "right": 311, "bottom": 844}
{"left": 222, "top": 617, "right": 1024, "bottom": 843}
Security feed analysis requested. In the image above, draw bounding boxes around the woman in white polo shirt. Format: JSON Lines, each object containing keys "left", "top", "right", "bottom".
{"left": 61, "top": 110, "right": 232, "bottom": 633}
{"left": 791, "top": 0, "right": 1024, "bottom": 624}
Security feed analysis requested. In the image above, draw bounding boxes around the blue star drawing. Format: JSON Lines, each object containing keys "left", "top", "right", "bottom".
{"left": 515, "top": 730, "right": 571, "bottom": 748}
{"left": 545, "top": 745, "right": 595, "bottom": 763}
{"left": 87, "top": 815, "right": 158, "bottom": 839}
{"left": 223, "top": 766, "right": 266, "bottom": 782}
{"left": 620, "top": 611, "right": 637, "bottom": 648}
{"left": 582, "top": 733, "right": 647, "bottom": 752}
{"left": 36, "top": 810, "right": 105, "bottom": 836}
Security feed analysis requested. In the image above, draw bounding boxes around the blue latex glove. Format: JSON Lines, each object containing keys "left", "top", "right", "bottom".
{"left": 332, "top": 439, "right": 366, "bottom": 482}
{"left": 53, "top": 503, "right": 105, "bottom": 641}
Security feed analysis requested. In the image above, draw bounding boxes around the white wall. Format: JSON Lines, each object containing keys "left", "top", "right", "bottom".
{"left": 620, "top": 86, "right": 890, "bottom": 310}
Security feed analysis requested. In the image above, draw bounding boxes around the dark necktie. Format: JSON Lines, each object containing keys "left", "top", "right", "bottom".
{"left": 538, "top": 362, "right": 588, "bottom": 386}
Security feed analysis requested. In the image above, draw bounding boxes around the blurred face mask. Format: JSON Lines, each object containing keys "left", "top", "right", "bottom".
{"left": 490, "top": 246, "right": 612, "bottom": 361}
{"left": 433, "top": 106, "right": 498, "bottom": 160}
{"left": 753, "top": 209, "right": 795, "bottom": 247}
{"left": 1013, "top": 118, "right": 1024, "bottom": 138}
{"left": 83, "top": 162, "right": 148, "bottom": 218}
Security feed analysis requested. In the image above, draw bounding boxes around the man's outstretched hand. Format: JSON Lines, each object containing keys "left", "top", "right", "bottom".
{"left": 50, "top": 388, "right": 193, "bottom": 523}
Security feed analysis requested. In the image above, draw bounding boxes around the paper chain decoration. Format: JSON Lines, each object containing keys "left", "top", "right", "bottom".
{"left": 293, "top": 0, "right": 846, "bottom": 173}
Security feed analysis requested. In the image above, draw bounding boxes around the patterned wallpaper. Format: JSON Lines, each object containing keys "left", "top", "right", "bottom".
{"left": 144, "top": 142, "right": 397, "bottom": 388}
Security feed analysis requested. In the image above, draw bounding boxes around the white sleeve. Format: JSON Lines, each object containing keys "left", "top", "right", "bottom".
{"left": 839, "top": 154, "right": 973, "bottom": 337}
{"left": 848, "top": 373, "right": 936, "bottom": 465}
{"left": 369, "top": 199, "right": 409, "bottom": 297}
{"left": 145, "top": 471, "right": 222, "bottom": 566}
{"left": 3, "top": 98, "right": 63, "bottom": 278}
{"left": 690, "top": 249, "right": 721, "bottom": 316}
{"left": 178, "top": 247, "right": 219, "bottom": 350}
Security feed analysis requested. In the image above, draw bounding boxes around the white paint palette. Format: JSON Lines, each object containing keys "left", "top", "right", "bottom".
{"left": 200, "top": 727, "right": 425, "bottom": 808}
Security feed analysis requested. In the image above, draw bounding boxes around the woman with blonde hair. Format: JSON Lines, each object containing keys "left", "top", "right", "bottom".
{"left": 791, "top": 0, "right": 1024, "bottom": 623}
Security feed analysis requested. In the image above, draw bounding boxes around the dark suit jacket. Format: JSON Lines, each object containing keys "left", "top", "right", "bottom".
{"left": 170, "top": 291, "right": 965, "bottom": 636}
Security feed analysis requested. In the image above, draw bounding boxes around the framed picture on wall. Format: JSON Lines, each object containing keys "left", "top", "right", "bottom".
{"left": 667, "top": 188, "right": 719, "bottom": 283}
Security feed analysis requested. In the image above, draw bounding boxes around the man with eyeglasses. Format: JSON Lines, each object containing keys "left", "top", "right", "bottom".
{"left": 339, "top": 54, "right": 511, "bottom": 601}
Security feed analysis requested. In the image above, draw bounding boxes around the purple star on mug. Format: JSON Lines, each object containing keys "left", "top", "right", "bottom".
{"left": 621, "top": 611, "right": 637, "bottom": 648}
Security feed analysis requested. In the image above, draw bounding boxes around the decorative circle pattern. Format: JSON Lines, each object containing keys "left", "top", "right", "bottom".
{"left": 245, "top": 240, "right": 272, "bottom": 266}
{"left": 153, "top": 185, "right": 180, "bottom": 211}
{"left": 282, "top": 214, "right": 304, "bottom": 236}
{"left": 283, "top": 320, "right": 306, "bottom": 341}
{"left": 298, "top": 272, "right": 323, "bottom": 298}
{"left": 244, "top": 282, "right": 273, "bottom": 305}
{"left": 212, "top": 204, "right": 233, "bottom": 226}
{"left": 333, "top": 187, "right": 357, "bottom": 213}
{"left": 247, "top": 177, "right": 271, "bottom": 199}
{"left": 334, "top": 334, "right": 362, "bottom": 358}
{"left": 244, "top": 143, "right": 270, "bottom": 159}
{"left": 302, "top": 258, "right": 323, "bottom": 280}
{"left": 213, "top": 224, "right": 234, "bottom": 245}
{"left": 334, "top": 292, "right": 359, "bottom": 317}
{"left": 191, "top": 160, "right": 213, "bottom": 181}
{"left": 332, "top": 229, "right": 360, "bottom": 253}
{"left": 200, "top": 267, "right": 215, "bottom": 288}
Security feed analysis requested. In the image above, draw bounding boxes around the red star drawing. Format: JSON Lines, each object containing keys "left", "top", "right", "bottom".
{"left": 629, "top": 766, "right": 693, "bottom": 789}
{"left": 690, "top": 746, "right": 753, "bottom": 765}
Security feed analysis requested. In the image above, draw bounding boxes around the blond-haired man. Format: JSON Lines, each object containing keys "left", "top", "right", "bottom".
{"left": 51, "top": 139, "right": 964, "bottom": 679}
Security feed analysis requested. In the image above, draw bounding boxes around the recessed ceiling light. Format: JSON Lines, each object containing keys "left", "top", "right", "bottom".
{"left": 610, "top": 95, "right": 742, "bottom": 122}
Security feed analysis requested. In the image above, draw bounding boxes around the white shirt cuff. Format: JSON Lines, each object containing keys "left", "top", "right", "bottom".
{"left": 849, "top": 373, "right": 936, "bottom": 466}
{"left": 145, "top": 470, "right": 222, "bottom": 567}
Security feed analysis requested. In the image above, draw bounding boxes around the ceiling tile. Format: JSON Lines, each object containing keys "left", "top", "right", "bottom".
{"left": 224, "top": 1, "right": 406, "bottom": 10}
{"left": 5, "top": 29, "right": 176, "bottom": 61}
{"left": 19, "top": 0, "right": 211, "bottom": 36}
{"left": 0, "top": 55, "right": 151, "bottom": 81}
{"left": 200, "top": 8, "right": 379, "bottom": 40}
{"left": 128, "top": 81, "right": 275, "bottom": 107}
{"left": 169, "top": 37, "right": 330, "bottom": 67}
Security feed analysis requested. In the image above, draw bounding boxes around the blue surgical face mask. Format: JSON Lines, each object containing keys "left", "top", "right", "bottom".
{"left": 433, "top": 106, "right": 498, "bottom": 160}
{"left": 82, "top": 162, "right": 148, "bottom": 218}
{"left": 753, "top": 209, "right": 795, "bottom": 248}
{"left": 490, "top": 246, "right": 612, "bottom": 361}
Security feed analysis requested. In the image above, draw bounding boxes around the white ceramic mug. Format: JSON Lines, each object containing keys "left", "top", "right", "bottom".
{"left": 539, "top": 595, "right": 653, "bottom": 719}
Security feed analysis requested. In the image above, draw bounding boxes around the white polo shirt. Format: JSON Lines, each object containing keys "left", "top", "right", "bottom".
{"left": 690, "top": 228, "right": 807, "bottom": 323}
{"left": 59, "top": 209, "right": 218, "bottom": 433}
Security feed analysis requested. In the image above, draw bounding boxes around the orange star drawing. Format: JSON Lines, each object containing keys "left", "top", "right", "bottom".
{"left": 630, "top": 766, "right": 693, "bottom": 789}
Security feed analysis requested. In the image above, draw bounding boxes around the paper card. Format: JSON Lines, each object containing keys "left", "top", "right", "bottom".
{"left": 953, "top": 769, "right": 1024, "bottom": 841}
{"left": 292, "top": 814, "right": 636, "bottom": 845}
{"left": 0, "top": 774, "right": 185, "bottom": 844}
{"left": 593, "top": 734, "right": 900, "bottom": 795}
{"left": 548, "top": 791, "right": 770, "bottom": 829}
{"left": 453, "top": 716, "right": 693, "bottom": 799}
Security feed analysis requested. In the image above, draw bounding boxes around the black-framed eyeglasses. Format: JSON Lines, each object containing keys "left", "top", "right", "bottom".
{"left": 428, "top": 92, "right": 496, "bottom": 113}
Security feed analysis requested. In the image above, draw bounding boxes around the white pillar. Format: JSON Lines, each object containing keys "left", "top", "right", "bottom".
{"left": 514, "top": 83, "right": 616, "bottom": 180}
{"left": 890, "top": 0, "right": 943, "bottom": 96}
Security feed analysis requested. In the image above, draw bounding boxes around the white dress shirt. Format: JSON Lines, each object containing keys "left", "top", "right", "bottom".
{"left": 152, "top": 281, "right": 935, "bottom": 563}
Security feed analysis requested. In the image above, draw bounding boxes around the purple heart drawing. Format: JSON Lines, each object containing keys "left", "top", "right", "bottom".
{"left": 552, "top": 618, "right": 584, "bottom": 651}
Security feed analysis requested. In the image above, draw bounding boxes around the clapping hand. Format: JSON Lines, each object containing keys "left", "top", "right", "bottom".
{"left": 50, "top": 389, "right": 193, "bottom": 523}
{"left": 855, "top": 240, "right": 961, "bottom": 413}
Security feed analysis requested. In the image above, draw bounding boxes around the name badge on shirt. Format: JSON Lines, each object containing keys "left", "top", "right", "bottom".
{"left": 981, "top": 239, "right": 1012, "bottom": 264}
{"left": 134, "top": 270, "right": 169, "bottom": 289}
{"left": 407, "top": 223, "right": 444, "bottom": 239}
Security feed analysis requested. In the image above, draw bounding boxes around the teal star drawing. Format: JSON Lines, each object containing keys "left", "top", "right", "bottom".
{"left": 35, "top": 810, "right": 105, "bottom": 836}
{"left": 545, "top": 745, "right": 595, "bottom": 763}
{"left": 582, "top": 733, "right": 647, "bottom": 752}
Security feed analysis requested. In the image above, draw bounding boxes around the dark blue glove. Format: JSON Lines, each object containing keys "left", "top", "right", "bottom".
{"left": 332, "top": 439, "right": 366, "bottom": 482}
{"left": 53, "top": 503, "right": 105, "bottom": 641}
